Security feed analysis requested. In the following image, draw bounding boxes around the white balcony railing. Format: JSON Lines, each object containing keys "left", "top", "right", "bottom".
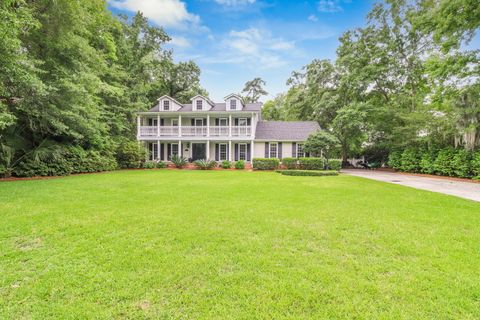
{"left": 139, "top": 125, "right": 252, "bottom": 138}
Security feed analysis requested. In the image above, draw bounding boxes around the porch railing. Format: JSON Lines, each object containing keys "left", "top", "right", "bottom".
{"left": 139, "top": 125, "right": 252, "bottom": 137}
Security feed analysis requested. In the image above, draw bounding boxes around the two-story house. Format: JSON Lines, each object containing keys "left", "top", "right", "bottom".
{"left": 136, "top": 94, "right": 320, "bottom": 162}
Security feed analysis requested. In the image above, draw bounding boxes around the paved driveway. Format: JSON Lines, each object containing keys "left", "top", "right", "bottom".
{"left": 342, "top": 169, "right": 480, "bottom": 202}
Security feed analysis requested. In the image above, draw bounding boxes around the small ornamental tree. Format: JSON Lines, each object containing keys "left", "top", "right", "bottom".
{"left": 303, "top": 131, "right": 340, "bottom": 162}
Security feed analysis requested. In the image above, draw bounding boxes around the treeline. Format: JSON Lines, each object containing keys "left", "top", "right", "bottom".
{"left": 262, "top": 0, "right": 480, "bottom": 168}
{"left": 0, "top": 0, "right": 206, "bottom": 177}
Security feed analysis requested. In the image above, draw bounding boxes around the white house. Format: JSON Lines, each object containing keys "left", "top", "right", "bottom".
{"left": 136, "top": 94, "right": 320, "bottom": 162}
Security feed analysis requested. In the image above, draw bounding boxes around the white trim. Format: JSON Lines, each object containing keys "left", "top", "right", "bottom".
{"left": 219, "top": 143, "right": 227, "bottom": 161}
{"left": 269, "top": 142, "right": 278, "bottom": 158}
{"left": 296, "top": 143, "right": 305, "bottom": 158}
{"left": 219, "top": 118, "right": 228, "bottom": 126}
{"left": 194, "top": 118, "right": 204, "bottom": 126}
{"left": 238, "top": 143, "right": 247, "bottom": 161}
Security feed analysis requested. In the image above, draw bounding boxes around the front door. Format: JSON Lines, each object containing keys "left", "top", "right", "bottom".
{"left": 192, "top": 143, "right": 206, "bottom": 161}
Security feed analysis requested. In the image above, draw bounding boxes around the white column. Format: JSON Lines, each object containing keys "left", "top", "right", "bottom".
{"left": 229, "top": 114, "right": 232, "bottom": 137}
{"left": 250, "top": 140, "right": 254, "bottom": 163}
{"left": 157, "top": 140, "right": 160, "bottom": 160}
{"left": 157, "top": 114, "right": 160, "bottom": 137}
{"left": 178, "top": 115, "right": 182, "bottom": 137}
{"left": 207, "top": 114, "right": 210, "bottom": 137}
{"left": 137, "top": 115, "right": 141, "bottom": 138}
{"left": 178, "top": 140, "right": 182, "bottom": 157}
{"left": 206, "top": 141, "right": 210, "bottom": 160}
{"left": 228, "top": 140, "right": 232, "bottom": 161}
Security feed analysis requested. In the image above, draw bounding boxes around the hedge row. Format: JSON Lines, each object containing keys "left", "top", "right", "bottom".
{"left": 388, "top": 148, "right": 480, "bottom": 178}
{"left": 276, "top": 170, "right": 339, "bottom": 176}
{"left": 254, "top": 157, "right": 341, "bottom": 171}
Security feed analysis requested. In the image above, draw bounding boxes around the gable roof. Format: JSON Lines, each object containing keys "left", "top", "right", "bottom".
{"left": 147, "top": 102, "right": 262, "bottom": 112}
{"left": 223, "top": 93, "right": 243, "bottom": 100}
{"left": 254, "top": 121, "right": 320, "bottom": 141}
{"left": 191, "top": 94, "right": 215, "bottom": 107}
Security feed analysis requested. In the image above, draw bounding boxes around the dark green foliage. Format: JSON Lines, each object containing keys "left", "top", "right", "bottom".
{"left": 419, "top": 150, "right": 437, "bottom": 174}
{"left": 156, "top": 161, "right": 167, "bottom": 169}
{"left": 277, "top": 170, "right": 339, "bottom": 176}
{"left": 116, "top": 142, "right": 146, "bottom": 169}
{"left": 452, "top": 149, "right": 472, "bottom": 178}
{"left": 234, "top": 160, "right": 245, "bottom": 170}
{"left": 281, "top": 157, "right": 298, "bottom": 169}
{"left": 144, "top": 162, "right": 156, "bottom": 169}
{"left": 194, "top": 159, "right": 217, "bottom": 170}
{"left": 298, "top": 157, "right": 324, "bottom": 170}
{"left": 434, "top": 148, "right": 456, "bottom": 176}
{"left": 388, "top": 151, "right": 402, "bottom": 170}
{"left": 170, "top": 154, "right": 188, "bottom": 169}
{"left": 327, "top": 159, "right": 342, "bottom": 171}
{"left": 472, "top": 152, "right": 480, "bottom": 178}
{"left": 400, "top": 149, "right": 421, "bottom": 173}
{"left": 221, "top": 160, "right": 231, "bottom": 169}
{"left": 252, "top": 158, "right": 279, "bottom": 170}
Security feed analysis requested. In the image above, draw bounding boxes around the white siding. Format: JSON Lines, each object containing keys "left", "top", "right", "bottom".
{"left": 226, "top": 97, "right": 243, "bottom": 111}
{"left": 281, "top": 142, "right": 293, "bottom": 158}
{"left": 158, "top": 97, "right": 182, "bottom": 111}
{"left": 254, "top": 142, "right": 265, "bottom": 158}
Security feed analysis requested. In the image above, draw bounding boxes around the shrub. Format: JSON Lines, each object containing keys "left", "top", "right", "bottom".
{"left": 194, "top": 159, "right": 217, "bottom": 170}
{"left": 170, "top": 154, "right": 188, "bottom": 169}
{"left": 234, "top": 160, "right": 245, "bottom": 169}
{"left": 156, "top": 161, "right": 167, "bottom": 169}
{"left": 387, "top": 150, "right": 402, "bottom": 170}
{"left": 116, "top": 142, "right": 146, "bottom": 169}
{"left": 281, "top": 157, "right": 297, "bottom": 169}
{"left": 144, "top": 161, "right": 156, "bottom": 169}
{"left": 327, "top": 159, "right": 342, "bottom": 171}
{"left": 252, "top": 158, "right": 279, "bottom": 170}
{"left": 452, "top": 149, "right": 472, "bottom": 178}
{"left": 276, "top": 170, "right": 339, "bottom": 176}
{"left": 472, "top": 152, "right": 480, "bottom": 178}
{"left": 434, "top": 148, "right": 456, "bottom": 176}
{"left": 400, "top": 148, "right": 421, "bottom": 172}
{"left": 298, "top": 157, "right": 324, "bottom": 170}
{"left": 419, "top": 150, "right": 436, "bottom": 174}
{"left": 221, "top": 160, "right": 231, "bottom": 169}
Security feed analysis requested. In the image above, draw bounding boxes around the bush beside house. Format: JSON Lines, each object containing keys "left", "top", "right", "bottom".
{"left": 253, "top": 158, "right": 280, "bottom": 170}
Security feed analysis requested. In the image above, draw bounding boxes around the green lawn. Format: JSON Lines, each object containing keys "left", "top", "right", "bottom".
{"left": 1, "top": 170, "right": 479, "bottom": 319}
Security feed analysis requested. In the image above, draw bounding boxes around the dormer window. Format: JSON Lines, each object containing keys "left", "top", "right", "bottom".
{"left": 230, "top": 99, "right": 237, "bottom": 110}
{"left": 196, "top": 100, "right": 202, "bottom": 110}
{"left": 163, "top": 100, "right": 170, "bottom": 111}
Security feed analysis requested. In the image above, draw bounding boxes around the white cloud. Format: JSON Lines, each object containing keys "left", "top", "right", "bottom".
{"left": 308, "top": 14, "right": 318, "bottom": 21}
{"left": 169, "top": 36, "right": 190, "bottom": 47}
{"left": 318, "top": 0, "right": 343, "bottom": 13}
{"left": 109, "top": 0, "right": 203, "bottom": 30}
{"left": 214, "top": 0, "right": 256, "bottom": 6}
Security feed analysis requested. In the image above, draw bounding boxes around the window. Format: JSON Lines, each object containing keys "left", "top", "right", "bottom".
{"left": 239, "top": 143, "right": 247, "bottom": 161}
{"left": 148, "top": 118, "right": 157, "bottom": 126}
{"left": 171, "top": 119, "right": 179, "bottom": 126}
{"left": 163, "top": 100, "right": 170, "bottom": 110}
{"left": 230, "top": 99, "right": 237, "bottom": 110}
{"left": 219, "top": 118, "right": 227, "bottom": 126}
{"left": 219, "top": 144, "right": 227, "bottom": 161}
{"left": 196, "top": 100, "right": 202, "bottom": 110}
{"left": 194, "top": 118, "right": 203, "bottom": 126}
{"left": 171, "top": 143, "right": 179, "bottom": 157}
{"left": 297, "top": 143, "right": 305, "bottom": 158}
{"left": 238, "top": 118, "right": 247, "bottom": 126}
{"left": 269, "top": 142, "right": 278, "bottom": 158}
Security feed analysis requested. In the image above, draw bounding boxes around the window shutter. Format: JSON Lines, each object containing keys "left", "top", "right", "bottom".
{"left": 203, "top": 118, "right": 207, "bottom": 126}
{"left": 226, "top": 143, "right": 229, "bottom": 160}
{"left": 247, "top": 143, "right": 251, "bottom": 161}
{"left": 292, "top": 142, "right": 297, "bottom": 158}
{"left": 160, "top": 143, "right": 164, "bottom": 160}
{"left": 278, "top": 142, "right": 282, "bottom": 159}
{"left": 167, "top": 144, "right": 171, "bottom": 159}
{"left": 215, "top": 118, "right": 219, "bottom": 126}
{"left": 264, "top": 142, "right": 269, "bottom": 158}
{"left": 234, "top": 118, "right": 239, "bottom": 126}
{"left": 191, "top": 119, "right": 194, "bottom": 126}
{"left": 234, "top": 144, "right": 239, "bottom": 161}
{"left": 160, "top": 118, "right": 164, "bottom": 126}
{"left": 215, "top": 144, "right": 219, "bottom": 161}
{"left": 179, "top": 142, "right": 182, "bottom": 157}
{"left": 247, "top": 118, "right": 251, "bottom": 125}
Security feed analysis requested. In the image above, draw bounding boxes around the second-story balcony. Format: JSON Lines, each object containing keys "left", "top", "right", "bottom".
{"left": 138, "top": 125, "right": 252, "bottom": 138}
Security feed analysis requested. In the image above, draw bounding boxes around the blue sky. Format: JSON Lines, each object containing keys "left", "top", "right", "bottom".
{"left": 106, "top": 0, "right": 380, "bottom": 101}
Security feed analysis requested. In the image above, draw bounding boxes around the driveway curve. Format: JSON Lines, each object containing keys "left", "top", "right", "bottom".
{"left": 342, "top": 169, "right": 480, "bottom": 202}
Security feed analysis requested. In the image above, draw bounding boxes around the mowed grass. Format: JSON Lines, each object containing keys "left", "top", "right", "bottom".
{"left": 1, "top": 170, "right": 479, "bottom": 319}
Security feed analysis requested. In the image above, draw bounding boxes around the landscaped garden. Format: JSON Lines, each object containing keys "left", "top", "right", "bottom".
{"left": 1, "top": 170, "right": 479, "bottom": 319}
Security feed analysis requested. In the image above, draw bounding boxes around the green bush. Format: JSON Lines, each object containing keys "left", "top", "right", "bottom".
{"left": 434, "top": 148, "right": 456, "bottom": 176}
{"left": 170, "top": 154, "right": 188, "bottom": 168}
{"left": 472, "top": 152, "right": 480, "bottom": 178}
{"left": 252, "top": 158, "right": 279, "bottom": 170}
{"left": 116, "top": 142, "right": 146, "bottom": 169}
{"left": 156, "top": 161, "right": 167, "bottom": 168}
{"left": 281, "top": 157, "right": 298, "bottom": 169}
{"left": 298, "top": 157, "right": 324, "bottom": 170}
{"left": 234, "top": 160, "right": 245, "bottom": 170}
{"left": 327, "top": 159, "right": 342, "bottom": 170}
{"left": 452, "top": 149, "right": 472, "bottom": 178}
{"left": 276, "top": 170, "right": 339, "bottom": 176}
{"left": 221, "top": 160, "right": 231, "bottom": 169}
{"left": 387, "top": 150, "right": 402, "bottom": 170}
{"left": 419, "top": 150, "right": 436, "bottom": 174}
{"left": 194, "top": 159, "right": 217, "bottom": 170}
{"left": 400, "top": 148, "right": 421, "bottom": 172}
{"left": 144, "top": 161, "right": 156, "bottom": 169}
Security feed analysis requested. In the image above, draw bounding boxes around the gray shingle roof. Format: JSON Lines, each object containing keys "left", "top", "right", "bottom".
{"left": 147, "top": 102, "right": 262, "bottom": 112}
{"left": 254, "top": 121, "right": 320, "bottom": 141}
